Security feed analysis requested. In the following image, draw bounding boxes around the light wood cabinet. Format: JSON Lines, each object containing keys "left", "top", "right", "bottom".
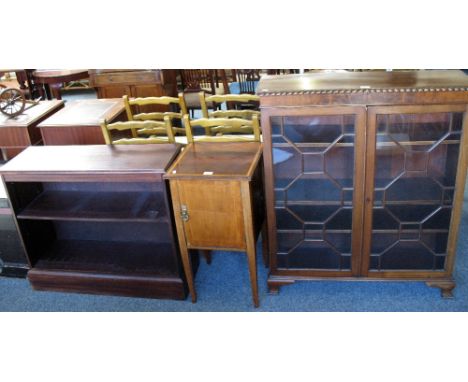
{"left": 165, "top": 142, "right": 266, "bottom": 307}
{"left": 258, "top": 70, "right": 468, "bottom": 297}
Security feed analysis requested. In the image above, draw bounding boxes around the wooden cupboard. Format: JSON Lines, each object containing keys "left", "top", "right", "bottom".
{"left": 0, "top": 144, "right": 191, "bottom": 299}
{"left": 258, "top": 70, "right": 468, "bottom": 297}
{"left": 0, "top": 100, "right": 64, "bottom": 161}
{"left": 88, "top": 70, "right": 178, "bottom": 115}
{"left": 38, "top": 99, "right": 126, "bottom": 145}
{"left": 165, "top": 142, "right": 266, "bottom": 307}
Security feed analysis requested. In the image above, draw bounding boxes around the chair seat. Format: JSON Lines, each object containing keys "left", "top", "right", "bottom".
{"left": 184, "top": 86, "right": 226, "bottom": 109}
{"left": 192, "top": 134, "right": 261, "bottom": 143}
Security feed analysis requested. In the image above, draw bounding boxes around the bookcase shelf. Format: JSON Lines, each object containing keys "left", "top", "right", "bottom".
{"left": 17, "top": 190, "right": 167, "bottom": 223}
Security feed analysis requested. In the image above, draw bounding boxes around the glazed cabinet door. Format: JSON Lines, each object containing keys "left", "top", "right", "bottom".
{"left": 262, "top": 106, "right": 366, "bottom": 276}
{"left": 362, "top": 105, "right": 468, "bottom": 277}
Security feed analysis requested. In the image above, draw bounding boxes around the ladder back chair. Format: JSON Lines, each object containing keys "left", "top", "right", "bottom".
{"left": 199, "top": 93, "right": 261, "bottom": 120}
{"left": 179, "top": 70, "right": 230, "bottom": 116}
{"left": 182, "top": 114, "right": 261, "bottom": 143}
{"left": 100, "top": 117, "right": 175, "bottom": 145}
{"left": 123, "top": 94, "right": 188, "bottom": 137}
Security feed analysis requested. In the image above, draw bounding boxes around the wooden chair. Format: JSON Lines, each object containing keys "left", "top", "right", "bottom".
{"left": 199, "top": 93, "right": 260, "bottom": 120}
{"left": 100, "top": 117, "right": 175, "bottom": 145}
{"left": 123, "top": 93, "right": 188, "bottom": 122}
{"left": 183, "top": 114, "right": 261, "bottom": 143}
{"left": 123, "top": 94, "right": 189, "bottom": 140}
{"left": 231, "top": 69, "right": 261, "bottom": 94}
{"left": 179, "top": 70, "right": 230, "bottom": 116}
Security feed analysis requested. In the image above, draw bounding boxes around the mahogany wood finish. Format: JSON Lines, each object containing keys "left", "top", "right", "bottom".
{"left": 259, "top": 70, "right": 468, "bottom": 297}
{"left": 165, "top": 142, "right": 266, "bottom": 307}
{"left": 0, "top": 144, "right": 192, "bottom": 299}
{"left": 88, "top": 70, "right": 178, "bottom": 115}
{"left": 38, "top": 99, "right": 126, "bottom": 145}
{"left": 0, "top": 100, "right": 64, "bottom": 161}
{"left": 33, "top": 70, "right": 89, "bottom": 100}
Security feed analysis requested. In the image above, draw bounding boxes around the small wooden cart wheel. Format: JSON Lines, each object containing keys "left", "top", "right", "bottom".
{"left": 0, "top": 88, "right": 26, "bottom": 117}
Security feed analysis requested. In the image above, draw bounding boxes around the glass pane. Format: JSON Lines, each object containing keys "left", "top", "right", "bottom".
{"left": 271, "top": 114, "right": 357, "bottom": 271}
{"left": 369, "top": 111, "right": 463, "bottom": 271}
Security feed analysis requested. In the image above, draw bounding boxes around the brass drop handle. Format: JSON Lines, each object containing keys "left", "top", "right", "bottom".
{"left": 181, "top": 205, "right": 189, "bottom": 222}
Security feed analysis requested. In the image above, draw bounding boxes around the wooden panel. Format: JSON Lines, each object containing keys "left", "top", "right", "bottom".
{"left": 165, "top": 142, "right": 262, "bottom": 180}
{"left": 0, "top": 126, "right": 31, "bottom": 147}
{"left": 0, "top": 144, "right": 181, "bottom": 179}
{"left": 28, "top": 269, "right": 187, "bottom": 300}
{"left": 257, "top": 70, "right": 468, "bottom": 94}
{"left": 176, "top": 179, "right": 245, "bottom": 249}
{"left": 41, "top": 126, "right": 105, "bottom": 145}
{"left": 97, "top": 85, "right": 132, "bottom": 99}
{"left": 38, "top": 99, "right": 124, "bottom": 127}
{"left": 0, "top": 101, "right": 64, "bottom": 127}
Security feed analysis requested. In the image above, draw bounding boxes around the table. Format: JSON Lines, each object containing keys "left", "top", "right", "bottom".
{"left": 0, "top": 100, "right": 64, "bottom": 161}
{"left": 38, "top": 98, "right": 126, "bottom": 145}
{"left": 33, "top": 69, "right": 89, "bottom": 100}
{"left": 165, "top": 142, "right": 266, "bottom": 307}
{"left": 0, "top": 144, "right": 190, "bottom": 299}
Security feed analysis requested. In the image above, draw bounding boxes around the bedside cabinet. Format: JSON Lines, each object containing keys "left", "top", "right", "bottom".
{"left": 165, "top": 142, "right": 266, "bottom": 307}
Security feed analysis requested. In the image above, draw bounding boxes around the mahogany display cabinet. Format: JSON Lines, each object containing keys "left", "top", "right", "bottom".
{"left": 258, "top": 70, "right": 468, "bottom": 297}
{"left": 0, "top": 144, "right": 193, "bottom": 299}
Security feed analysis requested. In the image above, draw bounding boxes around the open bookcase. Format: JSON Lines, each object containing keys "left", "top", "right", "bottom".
{"left": 0, "top": 144, "right": 192, "bottom": 299}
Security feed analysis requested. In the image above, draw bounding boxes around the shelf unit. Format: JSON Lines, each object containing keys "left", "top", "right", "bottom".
{"left": 0, "top": 144, "right": 191, "bottom": 299}
{"left": 258, "top": 70, "right": 468, "bottom": 297}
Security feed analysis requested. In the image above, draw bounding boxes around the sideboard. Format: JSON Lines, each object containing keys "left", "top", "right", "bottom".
{"left": 258, "top": 70, "right": 468, "bottom": 297}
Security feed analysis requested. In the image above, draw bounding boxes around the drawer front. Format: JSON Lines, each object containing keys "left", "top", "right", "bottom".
{"left": 175, "top": 179, "right": 245, "bottom": 250}
{"left": 90, "top": 70, "right": 162, "bottom": 87}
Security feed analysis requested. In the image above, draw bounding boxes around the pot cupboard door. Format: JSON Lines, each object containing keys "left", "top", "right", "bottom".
{"left": 363, "top": 105, "right": 468, "bottom": 277}
{"left": 263, "top": 106, "right": 366, "bottom": 276}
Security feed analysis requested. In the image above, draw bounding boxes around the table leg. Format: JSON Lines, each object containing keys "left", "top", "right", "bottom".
{"left": 49, "top": 83, "right": 63, "bottom": 100}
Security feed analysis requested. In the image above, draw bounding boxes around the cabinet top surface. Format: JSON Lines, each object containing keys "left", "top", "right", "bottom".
{"left": 0, "top": 144, "right": 181, "bottom": 175}
{"left": 257, "top": 70, "right": 468, "bottom": 95}
{"left": 165, "top": 142, "right": 262, "bottom": 180}
{"left": 0, "top": 100, "right": 64, "bottom": 127}
{"left": 37, "top": 98, "right": 124, "bottom": 127}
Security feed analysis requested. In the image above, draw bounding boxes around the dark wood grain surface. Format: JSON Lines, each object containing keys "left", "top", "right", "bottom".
{"left": 0, "top": 144, "right": 181, "bottom": 176}
{"left": 37, "top": 99, "right": 124, "bottom": 127}
{"left": 0, "top": 101, "right": 64, "bottom": 127}
{"left": 165, "top": 142, "right": 263, "bottom": 180}
{"left": 257, "top": 70, "right": 468, "bottom": 94}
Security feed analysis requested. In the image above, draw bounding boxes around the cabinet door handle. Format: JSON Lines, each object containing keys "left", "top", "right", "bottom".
{"left": 180, "top": 205, "right": 189, "bottom": 222}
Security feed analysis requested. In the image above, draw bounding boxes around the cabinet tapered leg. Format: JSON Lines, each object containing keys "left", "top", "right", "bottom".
{"left": 246, "top": 245, "right": 259, "bottom": 308}
{"left": 180, "top": 244, "right": 197, "bottom": 303}
{"left": 241, "top": 182, "right": 259, "bottom": 308}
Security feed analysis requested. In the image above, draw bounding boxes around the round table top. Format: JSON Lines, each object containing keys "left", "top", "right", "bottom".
{"left": 33, "top": 70, "right": 89, "bottom": 84}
